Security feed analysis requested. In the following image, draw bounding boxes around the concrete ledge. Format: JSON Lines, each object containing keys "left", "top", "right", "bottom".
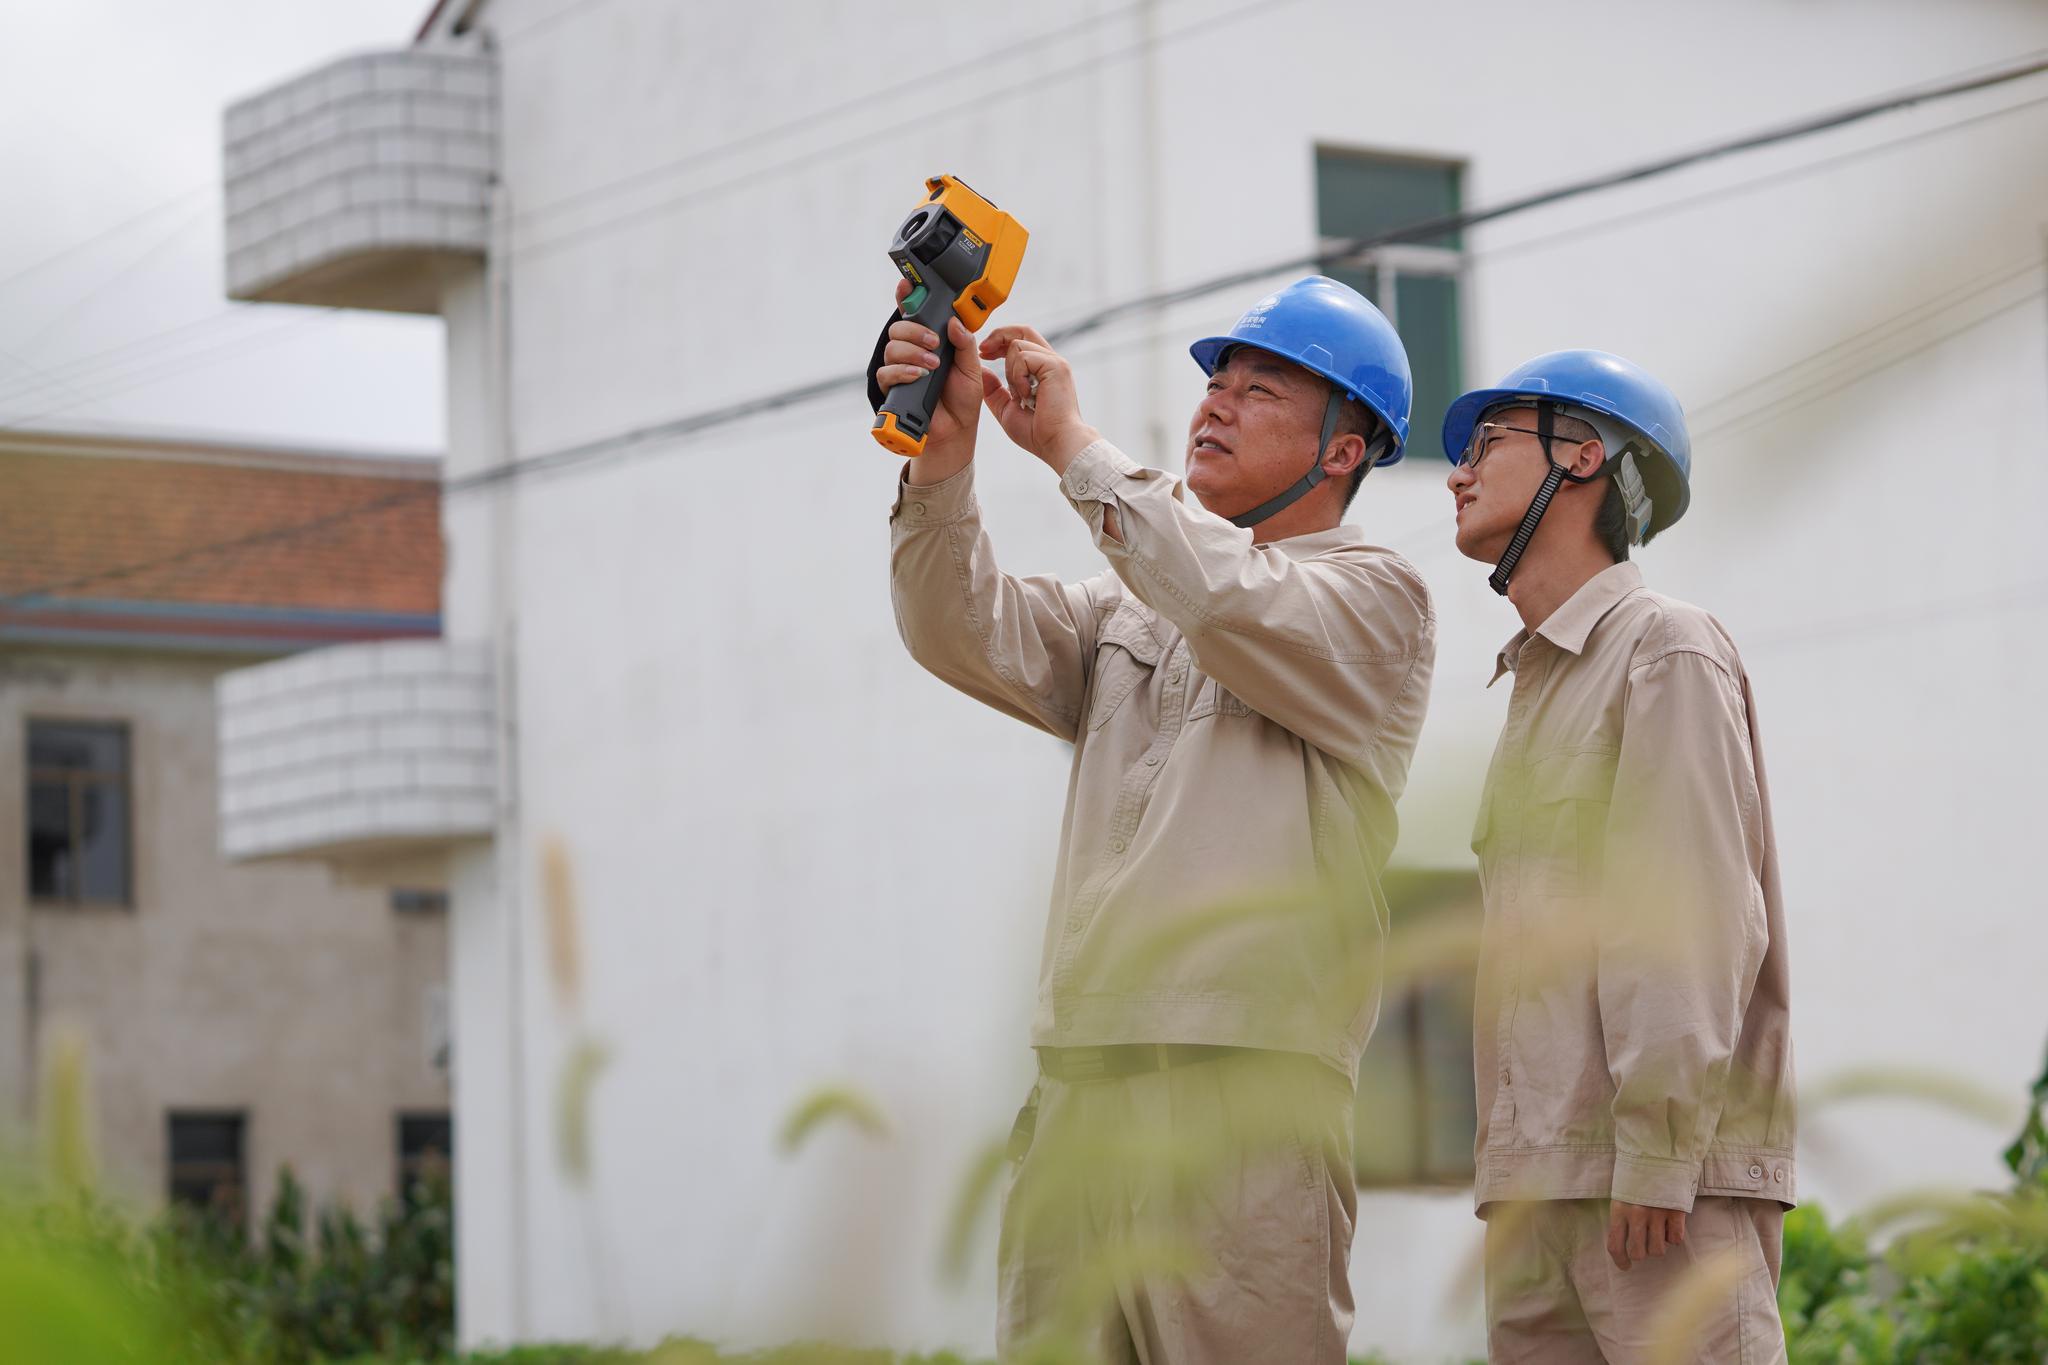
{"left": 223, "top": 49, "right": 496, "bottom": 315}
{"left": 218, "top": 639, "right": 497, "bottom": 866}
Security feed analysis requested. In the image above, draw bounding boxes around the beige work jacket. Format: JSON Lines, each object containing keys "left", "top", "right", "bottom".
{"left": 1472, "top": 561, "right": 1796, "bottom": 1214}
{"left": 889, "top": 440, "right": 1435, "bottom": 1076}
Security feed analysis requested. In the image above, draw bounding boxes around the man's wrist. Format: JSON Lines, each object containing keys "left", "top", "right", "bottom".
{"left": 1043, "top": 423, "right": 1103, "bottom": 477}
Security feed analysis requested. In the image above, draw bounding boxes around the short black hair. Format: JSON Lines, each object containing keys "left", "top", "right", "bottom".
{"left": 1503, "top": 405, "right": 1630, "bottom": 561}
{"left": 1595, "top": 479, "right": 1631, "bottom": 563}
{"left": 1545, "top": 409, "right": 1629, "bottom": 563}
{"left": 1334, "top": 396, "right": 1381, "bottom": 513}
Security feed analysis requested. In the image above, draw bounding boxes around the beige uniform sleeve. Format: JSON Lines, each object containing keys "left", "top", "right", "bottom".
{"left": 1598, "top": 644, "right": 1771, "bottom": 1211}
{"left": 1056, "top": 439, "right": 1432, "bottom": 769}
{"left": 888, "top": 460, "right": 1102, "bottom": 741}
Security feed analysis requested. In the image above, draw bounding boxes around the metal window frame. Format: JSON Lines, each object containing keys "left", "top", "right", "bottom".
{"left": 166, "top": 1109, "right": 249, "bottom": 1227}
{"left": 25, "top": 717, "right": 134, "bottom": 909}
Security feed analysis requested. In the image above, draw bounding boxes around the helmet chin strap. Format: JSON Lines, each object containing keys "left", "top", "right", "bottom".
{"left": 1229, "top": 390, "right": 1385, "bottom": 530}
{"left": 1487, "top": 401, "right": 1601, "bottom": 596}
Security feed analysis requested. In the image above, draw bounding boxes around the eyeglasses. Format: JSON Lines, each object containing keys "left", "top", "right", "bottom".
{"left": 1456, "top": 419, "right": 1580, "bottom": 472}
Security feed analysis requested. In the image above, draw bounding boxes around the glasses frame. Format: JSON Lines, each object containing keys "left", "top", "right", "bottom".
{"left": 1456, "top": 417, "right": 1593, "bottom": 473}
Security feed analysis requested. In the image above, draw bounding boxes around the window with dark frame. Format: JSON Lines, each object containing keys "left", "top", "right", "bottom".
{"left": 1314, "top": 148, "right": 1466, "bottom": 468}
{"left": 27, "top": 719, "right": 133, "bottom": 906}
{"left": 1354, "top": 868, "right": 1481, "bottom": 1187}
{"left": 390, "top": 887, "right": 450, "bottom": 914}
{"left": 168, "top": 1111, "right": 247, "bottom": 1230}
{"left": 397, "top": 1111, "right": 452, "bottom": 1203}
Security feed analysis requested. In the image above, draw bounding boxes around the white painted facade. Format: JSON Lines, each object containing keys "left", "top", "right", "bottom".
{"left": 220, "top": 3, "right": 2048, "bottom": 1359}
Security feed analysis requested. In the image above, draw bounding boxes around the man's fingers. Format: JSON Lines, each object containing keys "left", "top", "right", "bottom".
{"left": 989, "top": 322, "right": 1051, "bottom": 350}
{"left": 1668, "top": 1211, "right": 1687, "bottom": 1246}
{"left": 980, "top": 366, "right": 1013, "bottom": 420}
{"left": 946, "top": 318, "right": 978, "bottom": 370}
{"left": 883, "top": 339, "right": 941, "bottom": 369}
{"left": 1606, "top": 1211, "right": 1629, "bottom": 1271}
{"left": 1647, "top": 1215, "right": 1667, "bottom": 1258}
{"left": 888, "top": 319, "right": 940, "bottom": 348}
{"left": 875, "top": 363, "right": 929, "bottom": 393}
{"left": 894, "top": 276, "right": 911, "bottom": 304}
{"left": 1006, "top": 346, "right": 1037, "bottom": 406}
{"left": 1626, "top": 1210, "right": 1649, "bottom": 1265}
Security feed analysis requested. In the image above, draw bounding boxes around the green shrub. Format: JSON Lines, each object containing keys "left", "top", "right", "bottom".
{"left": 1782, "top": 1042, "right": 2048, "bottom": 1365}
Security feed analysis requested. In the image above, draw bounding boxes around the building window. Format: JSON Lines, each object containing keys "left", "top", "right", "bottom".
{"left": 1314, "top": 148, "right": 1465, "bottom": 466}
{"left": 390, "top": 887, "right": 449, "bottom": 914}
{"left": 397, "top": 1111, "right": 452, "bottom": 1202}
{"left": 168, "top": 1111, "right": 247, "bottom": 1228}
{"left": 1354, "top": 869, "right": 1480, "bottom": 1187}
{"left": 27, "top": 720, "right": 132, "bottom": 906}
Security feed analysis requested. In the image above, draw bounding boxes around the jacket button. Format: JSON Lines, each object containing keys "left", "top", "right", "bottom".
{"left": 1499, "top": 1066, "right": 1510, "bottom": 1084}
{"left": 912, "top": 502, "right": 927, "bottom": 516}
{"left": 1748, "top": 1164, "right": 1764, "bottom": 1180}
{"left": 1110, "top": 838, "right": 1126, "bottom": 853}
{"left": 1144, "top": 754, "right": 1159, "bottom": 766}
{"left": 1773, "top": 1169, "right": 1784, "bottom": 1183}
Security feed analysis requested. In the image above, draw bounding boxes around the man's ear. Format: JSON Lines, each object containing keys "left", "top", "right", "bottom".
{"left": 1322, "top": 431, "right": 1369, "bottom": 478}
{"left": 1567, "top": 438, "right": 1606, "bottom": 480}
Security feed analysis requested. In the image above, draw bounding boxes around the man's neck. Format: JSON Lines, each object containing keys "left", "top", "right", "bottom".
{"left": 1243, "top": 493, "right": 1343, "bottom": 545}
{"left": 1504, "top": 535, "right": 1620, "bottom": 636}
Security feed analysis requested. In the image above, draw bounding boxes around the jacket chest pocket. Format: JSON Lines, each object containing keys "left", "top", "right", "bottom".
{"left": 1524, "top": 748, "right": 1617, "bottom": 897}
{"left": 1086, "top": 609, "right": 1163, "bottom": 731}
{"left": 1185, "top": 674, "right": 1253, "bottom": 722}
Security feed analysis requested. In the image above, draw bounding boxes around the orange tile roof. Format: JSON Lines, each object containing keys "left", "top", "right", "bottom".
{"left": 0, "top": 431, "right": 441, "bottom": 617}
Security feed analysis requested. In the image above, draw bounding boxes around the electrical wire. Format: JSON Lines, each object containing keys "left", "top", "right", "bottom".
{"left": 3, "top": 50, "right": 2044, "bottom": 606}
{"left": 509, "top": 0, "right": 1171, "bottom": 229}
{"left": 513, "top": 0, "right": 1302, "bottom": 262}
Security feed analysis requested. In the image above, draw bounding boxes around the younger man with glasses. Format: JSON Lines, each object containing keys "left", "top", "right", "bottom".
{"left": 1443, "top": 351, "right": 1796, "bottom": 1363}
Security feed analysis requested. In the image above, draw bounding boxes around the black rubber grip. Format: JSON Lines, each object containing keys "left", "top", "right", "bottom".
{"left": 876, "top": 288, "right": 959, "bottom": 444}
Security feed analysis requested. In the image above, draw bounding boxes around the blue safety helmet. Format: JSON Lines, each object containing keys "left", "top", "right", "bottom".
{"left": 1441, "top": 349, "right": 1692, "bottom": 541}
{"left": 1189, "top": 275, "right": 1413, "bottom": 466}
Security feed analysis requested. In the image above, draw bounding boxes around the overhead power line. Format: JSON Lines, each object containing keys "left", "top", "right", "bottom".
{"left": 0, "top": 183, "right": 212, "bottom": 301}
{"left": 2, "top": 51, "right": 2044, "bottom": 607}
{"left": 512, "top": 0, "right": 1302, "bottom": 262}
{"left": 510, "top": 0, "right": 1173, "bottom": 228}
{"left": 495, "top": 50, "right": 2048, "bottom": 486}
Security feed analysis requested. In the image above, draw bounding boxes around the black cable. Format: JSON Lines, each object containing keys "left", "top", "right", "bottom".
{"left": 501, "top": 51, "right": 2048, "bottom": 484}
{"left": 510, "top": 0, "right": 1167, "bottom": 228}
{"left": 4, "top": 51, "right": 2043, "bottom": 604}
{"left": 513, "top": 0, "right": 1301, "bottom": 262}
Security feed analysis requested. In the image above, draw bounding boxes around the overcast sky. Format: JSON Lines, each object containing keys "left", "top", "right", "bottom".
{"left": 0, "top": 2, "right": 442, "bottom": 455}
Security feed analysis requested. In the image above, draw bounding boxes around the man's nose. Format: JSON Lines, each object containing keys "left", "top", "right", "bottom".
{"left": 1447, "top": 463, "right": 1472, "bottom": 495}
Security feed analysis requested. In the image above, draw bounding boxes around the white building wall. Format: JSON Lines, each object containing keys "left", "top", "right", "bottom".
{"left": 394, "top": 1, "right": 2048, "bottom": 1359}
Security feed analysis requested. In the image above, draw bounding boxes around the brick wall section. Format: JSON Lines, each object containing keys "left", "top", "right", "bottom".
{"left": 218, "top": 639, "right": 496, "bottom": 861}
{"left": 0, "top": 447, "right": 440, "bottom": 614}
{"left": 224, "top": 49, "right": 496, "bottom": 312}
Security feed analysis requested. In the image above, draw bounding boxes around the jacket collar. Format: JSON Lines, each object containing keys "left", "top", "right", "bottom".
{"left": 1490, "top": 561, "right": 1644, "bottom": 685}
{"left": 1265, "top": 522, "right": 1367, "bottom": 560}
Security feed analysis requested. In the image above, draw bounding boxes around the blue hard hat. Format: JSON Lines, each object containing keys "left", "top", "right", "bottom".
{"left": 1441, "top": 349, "right": 1693, "bottom": 540}
{"left": 1189, "top": 275, "right": 1413, "bottom": 466}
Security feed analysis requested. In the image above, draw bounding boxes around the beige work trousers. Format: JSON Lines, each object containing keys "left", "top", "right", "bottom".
{"left": 995, "top": 1049, "right": 1356, "bottom": 1364}
{"left": 1484, "top": 1197, "right": 1786, "bottom": 1364}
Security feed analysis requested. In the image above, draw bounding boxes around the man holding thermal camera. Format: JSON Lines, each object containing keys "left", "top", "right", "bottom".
{"left": 1442, "top": 352, "right": 1796, "bottom": 1362}
{"left": 875, "top": 274, "right": 1435, "bottom": 1363}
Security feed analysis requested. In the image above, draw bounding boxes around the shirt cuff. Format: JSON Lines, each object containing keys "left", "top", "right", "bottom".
{"left": 1610, "top": 1152, "right": 1700, "bottom": 1212}
{"left": 1058, "top": 439, "right": 1154, "bottom": 509}
{"left": 889, "top": 460, "right": 977, "bottom": 527}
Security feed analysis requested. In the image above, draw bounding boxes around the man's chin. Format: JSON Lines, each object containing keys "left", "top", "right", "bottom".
{"left": 1453, "top": 522, "right": 1506, "bottom": 565}
{"left": 1185, "top": 471, "right": 1232, "bottom": 516}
